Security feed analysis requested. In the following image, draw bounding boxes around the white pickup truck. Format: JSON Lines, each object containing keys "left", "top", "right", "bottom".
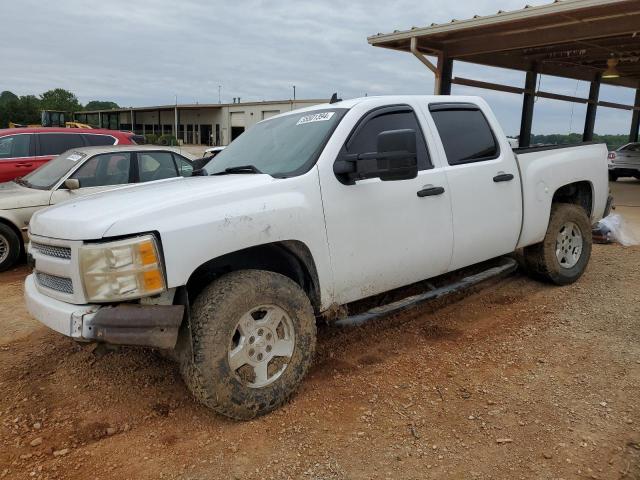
{"left": 25, "top": 96, "right": 609, "bottom": 419}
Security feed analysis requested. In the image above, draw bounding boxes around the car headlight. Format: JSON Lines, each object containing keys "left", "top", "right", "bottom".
{"left": 79, "top": 235, "right": 166, "bottom": 302}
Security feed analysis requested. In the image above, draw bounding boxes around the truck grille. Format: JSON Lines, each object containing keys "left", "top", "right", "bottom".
{"left": 36, "top": 272, "right": 74, "bottom": 294}
{"left": 31, "top": 242, "right": 72, "bottom": 260}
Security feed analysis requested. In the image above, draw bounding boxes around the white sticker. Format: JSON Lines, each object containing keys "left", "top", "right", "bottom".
{"left": 296, "top": 112, "right": 335, "bottom": 125}
{"left": 66, "top": 153, "right": 83, "bottom": 162}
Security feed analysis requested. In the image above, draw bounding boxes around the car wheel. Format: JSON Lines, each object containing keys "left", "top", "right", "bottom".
{"left": 179, "top": 270, "right": 316, "bottom": 420}
{"left": 608, "top": 171, "right": 618, "bottom": 181}
{"left": 523, "top": 203, "right": 592, "bottom": 285}
{"left": 0, "top": 224, "right": 21, "bottom": 272}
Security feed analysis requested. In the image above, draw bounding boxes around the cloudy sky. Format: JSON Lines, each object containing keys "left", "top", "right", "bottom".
{"left": 3, "top": 0, "right": 637, "bottom": 136}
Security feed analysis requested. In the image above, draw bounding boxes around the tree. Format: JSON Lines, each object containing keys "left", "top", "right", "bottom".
{"left": 39, "top": 88, "right": 82, "bottom": 112}
{"left": 84, "top": 100, "right": 119, "bottom": 111}
{"left": 0, "top": 91, "right": 41, "bottom": 128}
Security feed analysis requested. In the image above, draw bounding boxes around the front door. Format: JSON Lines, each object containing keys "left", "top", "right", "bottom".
{"left": 50, "top": 152, "right": 134, "bottom": 204}
{"left": 319, "top": 105, "right": 454, "bottom": 305}
{"left": 428, "top": 103, "right": 522, "bottom": 271}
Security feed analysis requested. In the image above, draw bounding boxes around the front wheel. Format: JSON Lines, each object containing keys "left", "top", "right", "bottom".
{"left": 0, "top": 224, "right": 21, "bottom": 272}
{"left": 180, "top": 270, "right": 316, "bottom": 420}
{"left": 523, "top": 203, "right": 592, "bottom": 285}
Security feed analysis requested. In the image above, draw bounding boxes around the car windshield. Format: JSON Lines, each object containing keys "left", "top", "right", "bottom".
{"left": 20, "top": 150, "right": 87, "bottom": 190}
{"left": 205, "top": 108, "right": 347, "bottom": 177}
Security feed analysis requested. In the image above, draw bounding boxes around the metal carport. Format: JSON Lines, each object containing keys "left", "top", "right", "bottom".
{"left": 368, "top": 0, "right": 640, "bottom": 147}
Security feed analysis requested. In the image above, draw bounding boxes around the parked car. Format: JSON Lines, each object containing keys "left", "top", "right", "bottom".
{"left": 25, "top": 96, "right": 609, "bottom": 420}
{"left": 608, "top": 142, "right": 640, "bottom": 180}
{"left": 192, "top": 146, "right": 226, "bottom": 170}
{"left": 0, "top": 128, "right": 138, "bottom": 183}
{"left": 0, "top": 145, "right": 194, "bottom": 271}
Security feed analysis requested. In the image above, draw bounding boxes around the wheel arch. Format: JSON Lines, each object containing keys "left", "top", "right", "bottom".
{"left": 551, "top": 180, "right": 593, "bottom": 218}
{"left": 184, "top": 240, "right": 322, "bottom": 313}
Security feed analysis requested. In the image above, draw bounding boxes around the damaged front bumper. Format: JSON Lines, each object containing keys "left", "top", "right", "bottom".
{"left": 24, "top": 274, "right": 184, "bottom": 349}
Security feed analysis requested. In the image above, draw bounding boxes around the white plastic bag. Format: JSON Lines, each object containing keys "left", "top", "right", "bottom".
{"left": 595, "top": 213, "right": 639, "bottom": 246}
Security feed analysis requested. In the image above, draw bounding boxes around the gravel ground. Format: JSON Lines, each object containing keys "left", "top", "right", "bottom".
{"left": 0, "top": 181, "right": 638, "bottom": 480}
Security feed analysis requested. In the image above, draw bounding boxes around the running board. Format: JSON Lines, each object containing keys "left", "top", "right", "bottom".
{"left": 335, "top": 257, "right": 518, "bottom": 328}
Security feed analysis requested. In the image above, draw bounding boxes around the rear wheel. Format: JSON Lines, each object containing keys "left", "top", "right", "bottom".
{"left": 0, "top": 224, "right": 21, "bottom": 272}
{"left": 179, "top": 270, "right": 316, "bottom": 420}
{"left": 523, "top": 203, "right": 592, "bottom": 285}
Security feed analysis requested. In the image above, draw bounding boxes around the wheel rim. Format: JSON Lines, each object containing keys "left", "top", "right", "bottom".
{"left": 228, "top": 304, "right": 296, "bottom": 389}
{"left": 0, "top": 233, "right": 9, "bottom": 264}
{"left": 555, "top": 221, "right": 583, "bottom": 269}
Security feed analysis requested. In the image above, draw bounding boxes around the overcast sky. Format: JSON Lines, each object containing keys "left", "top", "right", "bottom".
{"left": 3, "top": 0, "right": 637, "bottom": 136}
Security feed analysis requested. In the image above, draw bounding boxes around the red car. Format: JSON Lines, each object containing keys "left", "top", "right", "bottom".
{"left": 0, "top": 128, "right": 139, "bottom": 182}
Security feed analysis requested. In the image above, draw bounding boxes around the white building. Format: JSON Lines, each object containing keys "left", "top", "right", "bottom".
{"left": 74, "top": 99, "right": 326, "bottom": 146}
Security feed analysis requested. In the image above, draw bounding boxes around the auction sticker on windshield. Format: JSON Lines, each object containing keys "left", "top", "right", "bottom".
{"left": 296, "top": 112, "right": 335, "bottom": 125}
{"left": 66, "top": 153, "right": 85, "bottom": 162}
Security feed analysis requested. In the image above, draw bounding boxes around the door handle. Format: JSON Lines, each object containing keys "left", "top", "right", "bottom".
{"left": 493, "top": 173, "right": 514, "bottom": 182}
{"left": 417, "top": 186, "right": 445, "bottom": 197}
{"left": 17, "top": 163, "right": 33, "bottom": 168}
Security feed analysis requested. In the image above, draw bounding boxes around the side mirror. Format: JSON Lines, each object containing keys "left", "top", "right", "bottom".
{"left": 334, "top": 129, "right": 418, "bottom": 183}
{"left": 64, "top": 178, "right": 80, "bottom": 190}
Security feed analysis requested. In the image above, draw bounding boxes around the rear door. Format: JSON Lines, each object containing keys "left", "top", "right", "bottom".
{"left": 428, "top": 102, "right": 522, "bottom": 270}
{"left": 319, "top": 104, "right": 454, "bottom": 305}
{"left": 36, "top": 132, "right": 86, "bottom": 169}
{"left": 0, "top": 133, "right": 35, "bottom": 182}
{"left": 616, "top": 143, "right": 640, "bottom": 170}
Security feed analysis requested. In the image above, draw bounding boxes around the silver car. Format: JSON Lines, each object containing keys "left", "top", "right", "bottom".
{"left": 0, "top": 145, "right": 195, "bottom": 271}
{"left": 608, "top": 142, "right": 640, "bottom": 181}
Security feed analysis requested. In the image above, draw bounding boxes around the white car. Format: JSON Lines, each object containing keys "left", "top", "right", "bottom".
{"left": 203, "top": 146, "right": 225, "bottom": 157}
{"left": 608, "top": 142, "right": 640, "bottom": 180}
{"left": 0, "top": 146, "right": 195, "bottom": 271}
{"left": 25, "top": 95, "right": 609, "bottom": 420}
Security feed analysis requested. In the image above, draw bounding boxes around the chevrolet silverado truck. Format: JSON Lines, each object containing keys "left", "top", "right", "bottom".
{"left": 25, "top": 96, "right": 609, "bottom": 419}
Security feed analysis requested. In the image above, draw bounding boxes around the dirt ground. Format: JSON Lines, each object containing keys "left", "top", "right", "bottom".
{"left": 1, "top": 183, "right": 639, "bottom": 480}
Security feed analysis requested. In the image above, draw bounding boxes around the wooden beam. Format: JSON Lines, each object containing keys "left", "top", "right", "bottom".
{"left": 536, "top": 90, "right": 589, "bottom": 104}
{"left": 583, "top": 75, "right": 601, "bottom": 142}
{"left": 598, "top": 100, "right": 635, "bottom": 110}
{"left": 519, "top": 70, "right": 537, "bottom": 148}
{"left": 451, "top": 77, "right": 525, "bottom": 95}
{"left": 439, "top": 56, "right": 453, "bottom": 95}
{"left": 631, "top": 89, "right": 640, "bottom": 142}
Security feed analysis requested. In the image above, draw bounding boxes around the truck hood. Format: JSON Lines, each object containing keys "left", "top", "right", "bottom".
{"left": 0, "top": 181, "right": 50, "bottom": 210}
{"left": 29, "top": 175, "right": 276, "bottom": 240}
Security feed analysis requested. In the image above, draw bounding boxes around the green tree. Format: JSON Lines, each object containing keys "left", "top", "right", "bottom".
{"left": 39, "top": 88, "right": 82, "bottom": 112}
{"left": 84, "top": 100, "right": 119, "bottom": 111}
{"left": 0, "top": 91, "right": 41, "bottom": 128}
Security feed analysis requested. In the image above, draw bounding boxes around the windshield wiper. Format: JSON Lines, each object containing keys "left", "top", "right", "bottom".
{"left": 212, "top": 165, "right": 263, "bottom": 175}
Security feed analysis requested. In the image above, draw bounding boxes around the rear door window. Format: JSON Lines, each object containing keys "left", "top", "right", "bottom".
{"left": 0, "top": 134, "right": 33, "bottom": 159}
{"left": 137, "top": 151, "right": 178, "bottom": 182}
{"left": 429, "top": 104, "right": 499, "bottom": 165}
{"left": 70, "top": 152, "right": 132, "bottom": 188}
{"left": 82, "top": 134, "right": 117, "bottom": 146}
{"left": 173, "top": 154, "right": 193, "bottom": 177}
{"left": 38, "top": 133, "right": 85, "bottom": 156}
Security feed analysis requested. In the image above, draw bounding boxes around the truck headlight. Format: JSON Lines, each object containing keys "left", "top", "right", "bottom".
{"left": 79, "top": 235, "right": 166, "bottom": 302}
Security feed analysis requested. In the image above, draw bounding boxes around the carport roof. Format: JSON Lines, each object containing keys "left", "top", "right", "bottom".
{"left": 368, "top": 0, "right": 640, "bottom": 89}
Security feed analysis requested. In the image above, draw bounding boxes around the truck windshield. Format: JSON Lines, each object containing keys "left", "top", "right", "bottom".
{"left": 205, "top": 108, "right": 347, "bottom": 177}
{"left": 20, "top": 151, "right": 86, "bottom": 190}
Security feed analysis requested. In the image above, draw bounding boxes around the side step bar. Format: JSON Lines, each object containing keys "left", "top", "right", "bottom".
{"left": 335, "top": 257, "right": 518, "bottom": 328}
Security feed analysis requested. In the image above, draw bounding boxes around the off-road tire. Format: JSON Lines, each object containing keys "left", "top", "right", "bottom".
{"left": 523, "top": 203, "right": 592, "bottom": 285}
{"left": 0, "top": 224, "right": 21, "bottom": 272}
{"left": 179, "top": 270, "right": 316, "bottom": 420}
{"left": 608, "top": 171, "right": 618, "bottom": 181}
